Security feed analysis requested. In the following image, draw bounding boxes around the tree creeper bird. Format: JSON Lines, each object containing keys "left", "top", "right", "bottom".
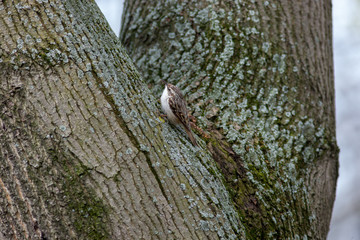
{"left": 160, "top": 80, "right": 198, "bottom": 146}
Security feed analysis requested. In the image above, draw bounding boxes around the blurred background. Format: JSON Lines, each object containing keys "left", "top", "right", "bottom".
{"left": 95, "top": 0, "right": 360, "bottom": 238}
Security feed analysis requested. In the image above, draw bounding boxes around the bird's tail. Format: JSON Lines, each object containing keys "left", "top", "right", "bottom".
{"left": 185, "top": 128, "right": 198, "bottom": 147}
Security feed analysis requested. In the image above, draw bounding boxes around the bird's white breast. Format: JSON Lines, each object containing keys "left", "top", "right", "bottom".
{"left": 161, "top": 86, "right": 179, "bottom": 124}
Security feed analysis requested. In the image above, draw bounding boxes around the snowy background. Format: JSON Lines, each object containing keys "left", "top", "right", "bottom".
{"left": 95, "top": 0, "right": 360, "bottom": 238}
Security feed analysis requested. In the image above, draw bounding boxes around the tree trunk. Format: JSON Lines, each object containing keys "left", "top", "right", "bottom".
{"left": 120, "top": 0, "right": 338, "bottom": 239}
{"left": 0, "top": 1, "right": 245, "bottom": 239}
{"left": 0, "top": 0, "right": 338, "bottom": 239}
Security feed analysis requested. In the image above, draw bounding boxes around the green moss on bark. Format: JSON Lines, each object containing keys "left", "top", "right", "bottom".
{"left": 29, "top": 139, "right": 110, "bottom": 240}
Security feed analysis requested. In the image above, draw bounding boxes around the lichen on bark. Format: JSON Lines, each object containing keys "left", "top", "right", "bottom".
{"left": 121, "top": 0, "right": 338, "bottom": 238}
{"left": 1, "top": 0, "right": 252, "bottom": 239}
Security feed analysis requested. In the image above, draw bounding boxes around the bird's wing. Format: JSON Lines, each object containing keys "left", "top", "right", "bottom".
{"left": 168, "top": 93, "right": 191, "bottom": 130}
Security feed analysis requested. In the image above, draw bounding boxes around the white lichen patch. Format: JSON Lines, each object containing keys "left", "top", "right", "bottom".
{"left": 220, "top": 34, "right": 234, "bottom": 62}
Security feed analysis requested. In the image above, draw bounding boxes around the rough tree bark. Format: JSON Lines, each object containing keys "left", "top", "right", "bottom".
{"left": 0, "top": 1, "right": 242, "bottom": 239}
{"left": 120, "top": 0, "right": 338, "bottom": 239}
{"left": 0, "top": 1, "right": 337, "bottom": 240}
